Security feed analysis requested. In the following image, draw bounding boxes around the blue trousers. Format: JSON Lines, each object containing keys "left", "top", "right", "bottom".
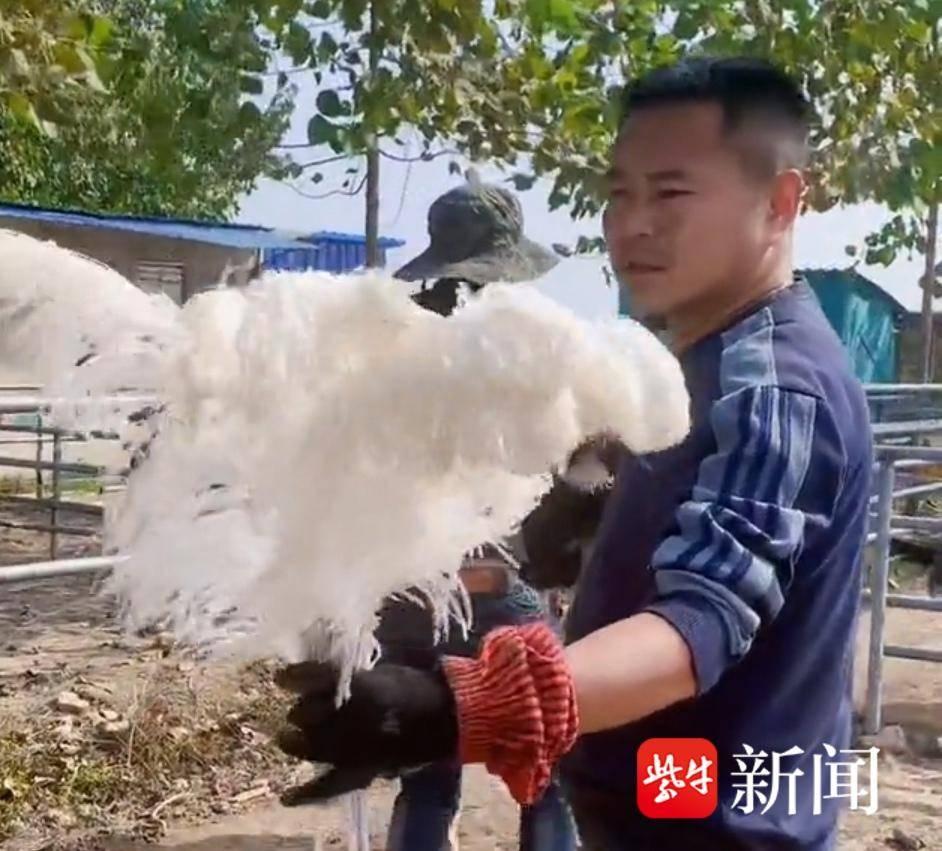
{"left": 387, "top": 760, "right": 576, "bottom": 851}
{"left": 379, "top": 578, "right": 579, "bottom": 851}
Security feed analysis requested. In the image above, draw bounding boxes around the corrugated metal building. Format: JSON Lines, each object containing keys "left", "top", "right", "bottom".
{"left": 617, "top": 267, "right": 907, "bottom": 384}
{"left": 0, "top": 201, "right": 404, "bottom": 304}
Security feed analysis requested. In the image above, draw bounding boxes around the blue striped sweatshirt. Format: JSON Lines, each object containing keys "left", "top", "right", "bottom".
{"left": 561, "top": 280, "right": 873, "bottom": 849}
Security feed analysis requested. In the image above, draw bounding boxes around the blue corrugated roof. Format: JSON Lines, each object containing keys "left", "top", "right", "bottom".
{"left": 0, "top": 200, "right": 404, "bottom": 254}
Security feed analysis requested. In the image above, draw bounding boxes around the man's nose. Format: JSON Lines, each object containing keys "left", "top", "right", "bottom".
{"left": 604, "top": 198, "right": 655, "bottom": 241}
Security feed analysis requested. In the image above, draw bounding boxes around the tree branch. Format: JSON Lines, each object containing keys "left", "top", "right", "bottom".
{"left": 294, "top": 153, "right": 350, "bottom": 168}
{"left": 286, "top": 173, "right": 368, "bottom": 200}
{"left": 260, "top": 66, "right": 311, "bottom": 77}
{"left": 496, "top": 27, "right": 522, "bottom": 58}
{"left": 306, "top": 18, "right": 342, "bottom": 30}
{"left": 378, "top": 147, "right": 459, "bottom": 163}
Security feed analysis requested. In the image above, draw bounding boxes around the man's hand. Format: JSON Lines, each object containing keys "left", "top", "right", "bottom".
{"left": 274, "top": 623, "right": 580, "bottom": 809}
{"left": 274, "top": 660, "right": 459, "bottom": 805}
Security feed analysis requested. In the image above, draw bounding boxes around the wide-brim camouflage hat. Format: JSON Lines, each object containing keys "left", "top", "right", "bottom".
{"left": 394, "top": 177, "right": 560, "bottom": 284}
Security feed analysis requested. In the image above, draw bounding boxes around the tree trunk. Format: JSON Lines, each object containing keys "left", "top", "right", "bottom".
{"left": 920, "top": 202, "right": 939, "bottom": 382}
{"left": 365, "top": 146, "right": 380, "bottom": 268}
{"left": 364, "top": 0, "right": 381, "bottom": 268}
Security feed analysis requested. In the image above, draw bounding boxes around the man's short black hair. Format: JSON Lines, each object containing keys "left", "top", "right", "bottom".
{"left": 621, "top": 56, "right": 813, "bottom": 178}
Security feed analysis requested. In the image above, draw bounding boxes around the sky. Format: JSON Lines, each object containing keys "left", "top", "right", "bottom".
{"left": 237, "top": 67, "right": 931, "bottom": 323}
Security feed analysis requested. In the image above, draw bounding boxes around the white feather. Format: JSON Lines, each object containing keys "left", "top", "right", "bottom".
{"left": 0, "top": 230, "right": 691, "bottom": 696}
{"left": 562, "top": 450, "right": 615, "bottom": 492}
{"left": 0, "top": 229, "right": 181, "bottom": 434}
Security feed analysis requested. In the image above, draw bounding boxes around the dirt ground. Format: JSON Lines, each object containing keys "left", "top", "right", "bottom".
{"left": 1, "top": 510, "right": 940, "bottom": 851}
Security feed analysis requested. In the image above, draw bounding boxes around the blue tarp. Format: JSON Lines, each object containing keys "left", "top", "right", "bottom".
{"left": 803, "top": 269, "right": 906, "bottom": 384}
{"left": 0, "top": 201, "right": 404, "bottom": 273}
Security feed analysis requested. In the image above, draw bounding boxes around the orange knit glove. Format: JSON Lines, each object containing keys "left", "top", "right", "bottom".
{"left": 440, "top": 621, "right": 579, "bottom": 805}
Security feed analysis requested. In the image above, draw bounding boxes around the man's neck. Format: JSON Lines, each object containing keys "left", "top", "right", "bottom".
{"left": 666, "top": 275, "right": 793, "bottom": 355}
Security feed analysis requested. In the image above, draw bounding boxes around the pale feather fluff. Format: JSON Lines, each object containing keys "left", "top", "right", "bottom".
{"left": 0, "top": 230, "right": 691, "bottom": 695}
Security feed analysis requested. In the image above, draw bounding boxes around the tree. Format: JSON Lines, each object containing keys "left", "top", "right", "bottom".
{"left": 252, "top": 0, "right": 937, "bottom": 306}
{"left": 666, "top": 1, "right": 939, "bottom": 376}
{"left": 0, "top": 0, "right": 113, "bottom": 131}
{"left": 0, "top": 0, "right": 294, "bottom": 219}
{"left": 259, "top": 0, "right": 620, "bottom": 265}
{"left": 491, "top": 2, "right": 938, "bottom": 367}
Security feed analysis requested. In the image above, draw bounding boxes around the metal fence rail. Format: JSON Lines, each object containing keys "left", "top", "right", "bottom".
{"left": 862, "top": 428, "right": 942, "bottom": 734}
{"left": 0, "top": 391, "right": 117, "bottom": 559}
{"left": 0, "top": 555, "right": 122, "bottom": 583}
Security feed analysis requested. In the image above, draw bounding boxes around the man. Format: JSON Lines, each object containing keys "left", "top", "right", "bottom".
{"left": 275, "top": 57, "right": 873, "bottom": 850}
{"left": 374, "top": 174, "right": 578, "bottom": 851}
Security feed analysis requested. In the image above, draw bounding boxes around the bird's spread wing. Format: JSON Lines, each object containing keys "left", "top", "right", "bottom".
{"left": 0, "top": 231, "right": 691, "bottom": 696}
{"left": 0, "top": 228, "right": 182, "bottom": 435}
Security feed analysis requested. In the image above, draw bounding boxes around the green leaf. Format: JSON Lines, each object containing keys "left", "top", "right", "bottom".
{"left": 307, "top": 114, "right": 336, "bottom": 145}
{"left": 88, "top": 16, "right": 114, "bottom": 48}
{"left": 525, "top": 0, "right": 548, "bottom": 28}
{"left": 575, "top": 235, "right": 605, "bottom": 254}
{"left": 316, "top": 88, "right": 346, "bottom": 117}
{"left": 867, "top": 246, "right": 896, "bottom": 267}
{"left": 5, "top": 92, "right": 42, "bottom": 130}
{"left": 320, "top": 30, "right": 339, "bottom": 51}
{"left": 239, "top": 75, "right": 264, "bottom": 95}
{"left": 0, "top": 0, "right": 296, "bottom": 217}
{"left": 285, "top": 22, "right": 312, "bottom": 63}
{"left": 308, "top": 0, "right": 333, "bottom": 18}
{"left": 55, "top": 44, "right": 92, "bottom": 75}
{"left": 64, "top": 12, "right": 90, "bottom": 42}
{"left": 672, "top": 9, "right": 704, "bottom": 40}
{"left": 548, "top": 0, "right": 579, "bottom": 29}
{"left": 238, "top": 101, "right": 262, "bottom": 124}
{"left": 509, "top": 172, "right": 537, "bottom": 191}
{"left": 318, "top": 31, "right": 340, "bottom": 62}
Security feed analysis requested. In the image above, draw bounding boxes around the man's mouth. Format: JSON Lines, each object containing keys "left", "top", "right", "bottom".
{"left": 623, "top": 262, "right": 667, "bottom": 275}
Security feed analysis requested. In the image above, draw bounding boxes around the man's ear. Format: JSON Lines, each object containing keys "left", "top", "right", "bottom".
{"left": 769, "top": 169, "right": 804, "bottom": 232}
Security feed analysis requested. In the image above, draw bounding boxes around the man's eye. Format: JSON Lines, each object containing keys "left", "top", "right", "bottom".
{"left": 657, "top": 188, "right": 692, "bottom": 200}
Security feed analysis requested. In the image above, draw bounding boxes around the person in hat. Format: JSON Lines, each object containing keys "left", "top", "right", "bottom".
{"left": 274, "top": 55, "right": 875, "bottom": 850}
{"left": 372, "top": 173, "right": 580, "bottom": 851}
{"left": 395, "top": 168, "right": 559, "bottom": 295}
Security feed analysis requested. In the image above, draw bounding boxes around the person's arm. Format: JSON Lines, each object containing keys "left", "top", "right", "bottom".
{"left": 565, "top": 612, "right": 696, "bottom": 733}
{"left": 555, "top": 384, "right": 847, "bottom": 733}
{"left": 443, "top": 385, "right": 848, "bottom": 793}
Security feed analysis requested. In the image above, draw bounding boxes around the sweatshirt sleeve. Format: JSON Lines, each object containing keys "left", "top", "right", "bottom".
{"left": 643, "top": 384, "right": 846, "bottom": 693}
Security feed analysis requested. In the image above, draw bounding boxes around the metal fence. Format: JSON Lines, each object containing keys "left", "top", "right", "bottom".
{"left": 0, "top": 384, "right": 940, "bottom": 736}
{"left": 0, "top": 388, "right": 112, "bottom": 559}
{"left": 864, "top": 443, "right": 942, "bottom": 734}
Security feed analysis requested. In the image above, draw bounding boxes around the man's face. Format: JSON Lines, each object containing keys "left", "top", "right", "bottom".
{"left": 603, "top": 102, "right": 781, "bottom": 321}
